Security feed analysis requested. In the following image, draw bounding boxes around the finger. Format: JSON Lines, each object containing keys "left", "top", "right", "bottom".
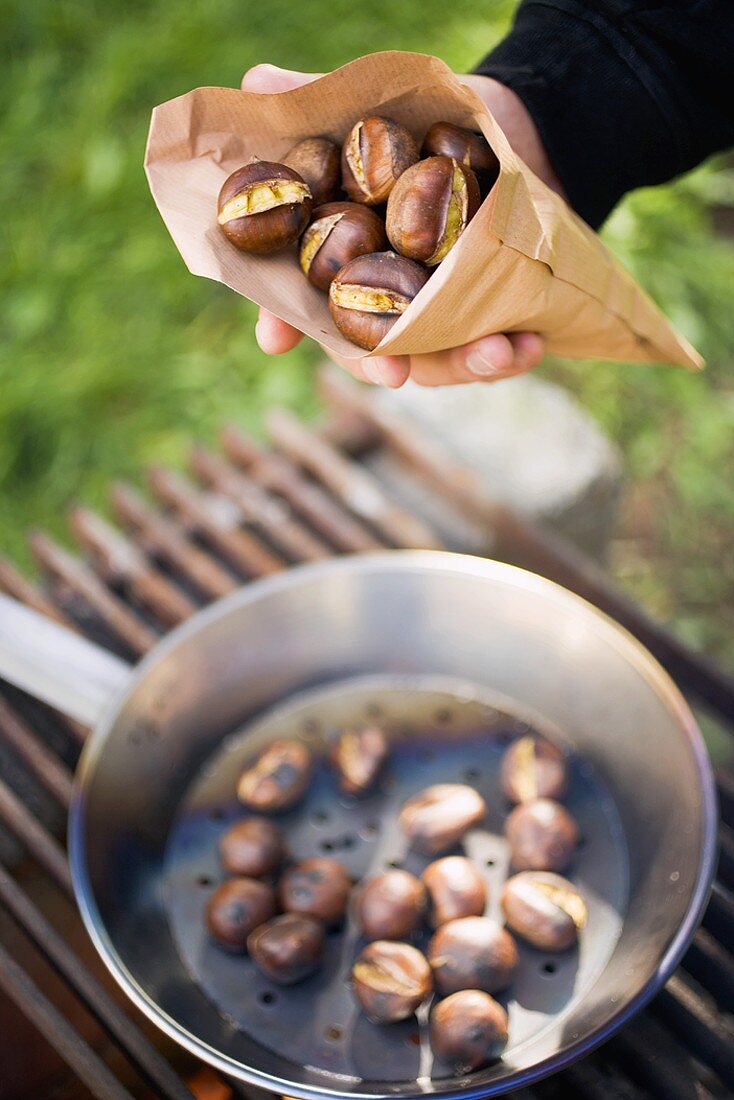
{"left": 407, "top": 331, "right": 544, "bottom": 388}
{"left": 463, "top": 333, "right": 518, "bottom": 380}
{"left": 241, "top": 64, "right": 322, "bottom": 94}
{"left": 405, "top": 335, "right": 511, "bottom": 387}
{"left": 255, "top": 308, "right": 304, "bottom": 354}
{"left": 443, "top": 331, "right": 543, "bottom": 383}
{"left": 406, "top": 353, "right": 474, "bottom": 387}
{"left": 507, "top": 331, "right": 545, "bottom": 372}
{"left": 318, "top": 348, "right": 376, "bottom": 385}
{"left": 362, "top": 356, "right": 411, "bottom": 388}
{"left": 324, "top": 348, "right": 411, "bottom": 388}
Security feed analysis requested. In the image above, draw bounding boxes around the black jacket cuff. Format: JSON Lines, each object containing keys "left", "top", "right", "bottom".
{"left": 475, "top": 2, "right": 694, "bottom": 227}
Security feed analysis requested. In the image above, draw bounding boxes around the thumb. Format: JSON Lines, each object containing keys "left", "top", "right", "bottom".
{"left": 241, "top": 64, "right": 322, "bottom": 94}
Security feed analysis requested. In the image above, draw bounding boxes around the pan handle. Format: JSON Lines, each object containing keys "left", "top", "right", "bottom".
{"left": 0, "top": 594, "right": 133, "bottom": 727}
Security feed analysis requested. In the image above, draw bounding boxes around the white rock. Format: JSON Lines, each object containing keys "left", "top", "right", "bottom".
{"left": 370, "top": 375, "right": 622, "bottom": 559}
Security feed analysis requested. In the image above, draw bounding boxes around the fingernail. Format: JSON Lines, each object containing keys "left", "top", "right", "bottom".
{"left": 255, "top": 319, "right": 267, "bottom": 348}
{"left": 361, "top": 362, "right": 382, "bottom": 385}
{"left": 467, "top": 350, "right": 501, "bottom": 377}
{"left": 364, "top": 359, "right": 399, "bottom": 386}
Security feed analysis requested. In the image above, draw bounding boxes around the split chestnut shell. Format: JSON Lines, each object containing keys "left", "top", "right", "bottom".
{"left": 300, "top": 202, "right": 387, "bottom": 291}
{"left": 430, "top": 989, "right": 508, "bottom": 1071}
{"left": 386, "top": 155, "right": 480, "bottom": 266}
{"left": 422, "top": 121, "right": 499, "bottom": 191}
{"left": 341, "top": 117, "right": 419, "bottom": 206}
{"left": 329, "top": 251, "right": 428, "bottom": 351}
{"left": 217, "top": 160, "right": 312, "bottom": 254}
{"left": 352, "top": 940, "right": 432, "bottom": 1022}
{"left": 283, "top": 136, "right": 341, "bottom": 206}
{"left": 501, "top": 871, "right": 588, "bottom": 951}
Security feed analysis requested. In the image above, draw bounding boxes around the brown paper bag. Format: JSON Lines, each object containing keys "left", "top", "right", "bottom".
{"left": 145, "top": 51, "right": 701, "bottom": 368}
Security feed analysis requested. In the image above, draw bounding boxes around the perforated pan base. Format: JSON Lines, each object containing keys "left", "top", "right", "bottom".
{"left": 164, "top": 675, "right": 628, "bottom": 1084}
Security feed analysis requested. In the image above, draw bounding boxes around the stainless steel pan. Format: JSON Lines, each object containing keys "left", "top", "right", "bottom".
{"left": 0, "top": 552, "right": 717, "bottom": 1097}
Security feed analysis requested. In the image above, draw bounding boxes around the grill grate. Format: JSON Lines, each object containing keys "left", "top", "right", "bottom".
{"left": 0, "top": 365, "right": 732, "bottom": 1100}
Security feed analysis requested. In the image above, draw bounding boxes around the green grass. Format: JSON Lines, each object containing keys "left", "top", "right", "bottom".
{"left": 2, "top": 0, "right": 734, "bottom": 669}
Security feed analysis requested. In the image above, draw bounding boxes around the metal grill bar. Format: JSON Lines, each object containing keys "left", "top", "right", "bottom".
{"left": 682, "top": 928, "right": 734, "bottom": 1011}
{"left": 654, "top": 975, "right": 734, "bottom": 1088}
{"left": 717, "top": 824, "right": 734, "bottom": 886}
{"left": 111, "top": 482, "right": 239, "bottom": 601}
{"left": 220, "top": 424, "right": 385, "bottom": 552}
{"left": 266, "top": 407, "right": 441, "bottom": 550}
{"left": 0, "top": 556, "right": 75, "bottom": 627}
{"left": 0, "top": 697, "right": 73, "bottom": 809}
{"left": 148, "top": 467, "right": 284, "bottom": 577}
{"left": 189, "top": 444, "right": 332, "bottom": 563}
{"left": 558, "top": 1060, "right": 648, "bottom": 1100}
{"left": 0, "top": 936, "right": 135, "bottom": 1100}
{"left": 70, "top": 506, "right": 197, "bottom": 627}
{"left": 717, "top": 769, "right": 734, "bottom": 824}
{"left": 610, "top": 1016, "right": 718, "bottom": 1100}
{"left": 0, "top": 706, "right": 210, "bottom": 1097}
{"left": 30, "top": 532, "right": 157, "bottom": 657}
{"left": 0, "top": 560, "right": 89, "bottom": 745}
{"left": 0, "top": 774, "right": 73, "bottom": 896}
{"left": 702, "top": 883, "right": 734, "bottom": 945}
{"left": 0, "top": 863, "right": 195, "bottom": 1100}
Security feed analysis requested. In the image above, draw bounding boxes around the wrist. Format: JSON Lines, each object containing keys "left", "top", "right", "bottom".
{"left": 460, "top": 74, "right": 567, "bottom": 202}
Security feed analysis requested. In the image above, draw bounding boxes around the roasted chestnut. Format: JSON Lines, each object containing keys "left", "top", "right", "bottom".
{"left": 279, "top": 857, "right": 352, "bottom": 926}
{"left": 501, "top": 871, "right": 587, "bottom": 951}
{"left": 247, "top": 913, "right": 326, "bottom": 984}
{"left": 205, "top": 877, "right": 277, "bottom": 951}
{"left": 283, "top": 136, "right": 341, "bottom": 205}
{"left": 353, "top": 869, "right": 426, "bottom": 940}
{"left": 237, "top": 738, "right": 313, "bottom": 813}
{"left": 500, "top": 734, "right": 569, "bottom": 804}
{"left": 399, "top": 783, "right": 486, "bottom": 855}
{"left": 422, "top": 856, "right": 487, "bottom": 928}
{"left": 217, "top": 160, "right": 312, "bottom": 253}
{"left": 505, "top": 798, "right": 579, "bottom": 872}
{"left": 218, "top": 817, "right": 285, "bottom": 878}
{"left": 329, "top": 251, "right": 428, "bottom": 350}
{"left": 300, "top": 203, "right": 387, "bottom": 291}
{"left": 430, "top": 989, "right": 508, "bottom": 1071}
{"left": 422, "top": 122, "right": 499, "bottom": 192}
{"left": 352, "top": 940, "right": 432, "bottom": 1022}
{"left": 341, "top": 116, "right": 419, "bottom": 206}
{"left": 427, "top": 916, "right": 518, "bottom": 995}
{"left": 329, "top": 724, "right": 389, "bottom": 795}
{"left": 386, "top": 156, "right": 480, "bottom": 265}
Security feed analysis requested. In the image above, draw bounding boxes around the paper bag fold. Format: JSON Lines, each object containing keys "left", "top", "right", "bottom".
{"left": 145, "top": 51, "right": 702, "bottom": 369}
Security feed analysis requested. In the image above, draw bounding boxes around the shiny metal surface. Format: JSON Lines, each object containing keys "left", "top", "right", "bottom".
{"left": 166, "top": 676, "right": 628, "bottom": 1083}
{"left": 0, "top": 552, "right": 718, "bottom": 1097}
{"left": 0, "top": 592, "right": 132, "bottom": 725}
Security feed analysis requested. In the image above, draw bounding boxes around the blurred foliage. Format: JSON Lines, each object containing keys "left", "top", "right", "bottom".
{"left": 553, "top": 166, "right": 734, "bottom": 659}
{"left": 1, "top": 0, "right": 733, "bottom": 667}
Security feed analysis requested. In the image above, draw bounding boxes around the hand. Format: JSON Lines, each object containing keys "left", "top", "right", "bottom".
{"left": 242, "top": 64, "right": 561, "bottom": 387}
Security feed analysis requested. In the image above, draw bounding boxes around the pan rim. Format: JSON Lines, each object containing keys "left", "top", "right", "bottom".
{"left": 68, "top": 550, "right": 718, "bottom": 1098}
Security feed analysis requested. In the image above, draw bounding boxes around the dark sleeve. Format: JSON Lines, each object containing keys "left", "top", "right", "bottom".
{"left": 475, "top": 0, "right": 734, "bottom": 227}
